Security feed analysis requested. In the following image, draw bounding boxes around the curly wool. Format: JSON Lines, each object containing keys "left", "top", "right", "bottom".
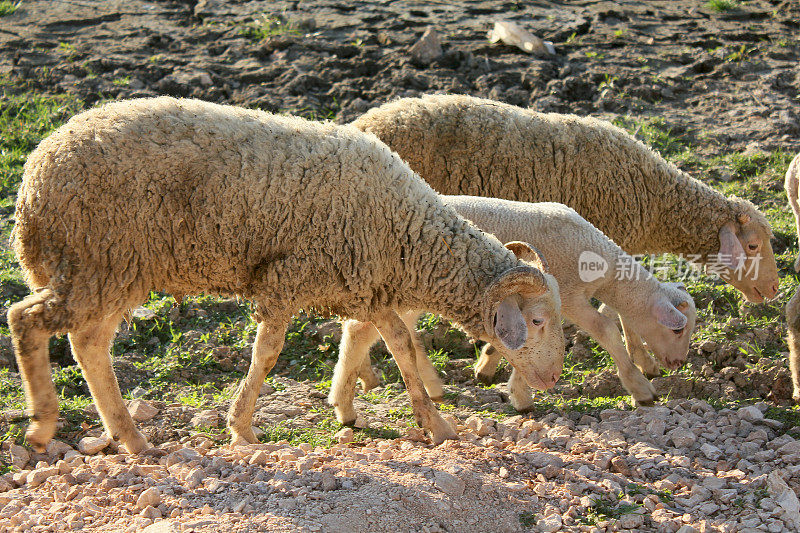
{"left": 351, "top": 94, "right": 770, "bottom": 262}
{"left": 13, "top": 96, "right": 519, "bottom": 335}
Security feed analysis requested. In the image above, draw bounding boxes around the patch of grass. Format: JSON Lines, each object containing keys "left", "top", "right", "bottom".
{"left": 707, "top": 0, "right": 740, "bottom": 12}
{"left": 112, "top": 76, "right": 131, "bottom": 86}
{"left": 612, "top": 116, "right": 691, "bottom": 159}
{"left": 259, "top": 417, "right": 340, "bottom": 447}
{"left": 578, "top": 497, "right": 641, "bottom": 525}
{"left": 0, "top": 1, "right": 19, "bottom": 17}
{"left": 240, "top": 14, "right": 300, "bottom": 41}
{"left": 518, "top": 511, "right": 537, "bottom": 528}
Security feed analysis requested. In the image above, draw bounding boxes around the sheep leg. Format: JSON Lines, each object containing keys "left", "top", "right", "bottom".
{"left": 330, "top": 319, "right": 382, "bottom": 425}
{"left": 69, "top": 313, "right": 149, "bottom": 453}
{"left": 7, "top": 289, "right": 62, "bottom": 452}
{"left": 507, "top": 367, "right": 535, "bottom": 412}
{"left": 474, "top": 344, "right": 502, "bottom": 384}
{"left": 227, "top": 320, "right": 287, "bottom": 445}
{"left": 787, "top": 288, "right": 800, "bottom": 403}
{"left": 399, "top": 311, "right": 444, "bottom": 401}
{"left": 373, "top": 310, "right": 457, "bottom": 444}
{"left": 570, "top": 301, "right": 658, "bottom": 406}
{"left": 620, "top": 318, "right": 661, "bottom": 379}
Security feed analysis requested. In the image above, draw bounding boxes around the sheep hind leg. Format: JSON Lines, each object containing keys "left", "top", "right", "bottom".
{"left": 330, "top": 319, "right": 381, "bottom": 425}
{"left": 399, "top": 311, "right": 444, "bottom": 401}
{"left": 227, "top": 320, "right": 287, "bottom": 446}
{"left": 571, "top": 300, "right": 658, "bottom": 406}
{"left": 474, "top": 344, "right": 502, "bottom": 385}
{"left": 69, "top": 313, "right": 149, "bottom": 453}
{"left": 373, "top": 310, "right": 456, "bottom": 444}
{"left": 7, "top": 289, "right": 62, "bottom": 452}
{"left": 620, "top": 319, "right": 661, "bottom": 379}
{"left": 786, "top": 288, "right": 800, "bottom": 403}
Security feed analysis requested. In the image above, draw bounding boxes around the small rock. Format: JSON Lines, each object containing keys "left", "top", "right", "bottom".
{"left": 78, "top": 435, "right": 111, "bottom": 455}
{"left": 668, "top": 428, "right": 696, "bottom": 448}
{"left": 26, "top": 466, "right": 59, "bottom": 488}
{"left": 131, "top": 307, "right": 157, "bottom": 320}
{"left": 409, "top": 27, "right": 442, "bottom": 65}
{"left": 129, "top": 399, "right": 159, "bottom": 422}
{"left": 610, "top": 456, "right": 630, "bottom": 476}
{"left": 335, "top": 427, "right": 354, "bottom": 444}
{"left": 136, "top": 487, "right": 162, "bottom": 510}
{"left": 190, "top": 410, "right": 221, "bottom": 428}
{"left": 768, "top": 471, "right": 800, "bottom": 529}
{"left": 434, "top": 470, "right": 465, "bottom": 497}
{"left": 536, "top": 513, "right": 562, "bottom": 533}
{"left": 738, "top": 405, "right": 764, "bottom": 422}
{"left": 9, "top": 444, "right": 29, "bottom": 469}
{"left": 141, "top": 520, "right": 180, "bottom": 533}
{"left": 700, "top": 443, "right": 723, "bottom": 460}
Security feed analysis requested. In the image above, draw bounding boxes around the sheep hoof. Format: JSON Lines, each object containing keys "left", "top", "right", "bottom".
{"left": 475, "top": 371, "right": 495, "bottom": 385}
{"left": 121, "top": 432, "right": 150, "bottom": 454}
{"left": 333, "top": 405, "right": 357, "bottom": 426}
{"left": 429, "top": 419, "right": 458, "bottom": 445}
{"left": 229, "top": 426, "right": 259, "bottom": 446}
{"left": 26, "top": 419, "right": 57, "bottom": 453}
{"left": 510, "top": 397, "right": 536, "bottom": 413}
{"left": 359, "top": 373, "right": 380, "bottom": 392}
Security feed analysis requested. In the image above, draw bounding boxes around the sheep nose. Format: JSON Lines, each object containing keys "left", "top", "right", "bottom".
{"left": 546, "top": 371, "right": 560, "bottom": 388}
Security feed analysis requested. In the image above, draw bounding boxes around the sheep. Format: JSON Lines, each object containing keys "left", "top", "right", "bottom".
{"left": 351, "top": 94, "right": 780, "bottom": 304}
{"left": 8, "top": 96, "right": 565, "bottom": 453}
{"left": 784, "top": 153, "right": 800, "bottom": 401}
{"left": 331, "top": 198, "right": 695, "bottom": 414}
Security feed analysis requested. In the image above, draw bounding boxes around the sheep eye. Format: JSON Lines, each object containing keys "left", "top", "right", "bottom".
{"left": 531, "top": 318, "right": 544, "bottom": 327}
{"left": 748, "top": 243, "right": 759, "bottom": 251}
{"left": 672, "top": 327, "right": 684, "bottom": 334}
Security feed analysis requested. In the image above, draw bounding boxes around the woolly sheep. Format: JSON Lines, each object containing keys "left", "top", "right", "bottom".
{"left": 331, "top": 198, "right": 695, "bottom": 414}
{"left": 9, "top": 97, "right": 565, "bottom": 452}
{"left": 784, "top": 153, "right": 800, "bottom": 401}
{"left": 351, "top": 94, "right": 780, "bottom": 303}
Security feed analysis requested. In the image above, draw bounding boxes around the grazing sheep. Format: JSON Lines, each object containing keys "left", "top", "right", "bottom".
{"left": 333, "top": 199, "right": 695, "bottom": 413}
{"left": 784, "top": 153, "right": 800, "bottom": 401}
{"left": 9, "top": 97, "right": 565, "bottom": 452}
{"left": 352, "top": 94, "right": 780, "bottom": 303}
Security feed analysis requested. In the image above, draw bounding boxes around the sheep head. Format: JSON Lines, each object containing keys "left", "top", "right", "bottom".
{"left": 481, "top": 241, "right": 565, "bottom": 391}
{"left": 634, "top": 282, "right": 697, "bottom": 371}
{"left": 716, "top": 209, "right": 779, "bottom": 303}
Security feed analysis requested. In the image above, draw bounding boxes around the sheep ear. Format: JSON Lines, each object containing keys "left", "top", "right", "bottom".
{"left": 504, "top": 241, "right": 550, "bottom": 273}
{"left": 652, "top": 297, "right": 688, "bottom": 330}
{"left": 493, "top": 296, "right": 528, "bottom": 351}
{"left": 718, "top": 222, "right": 746, "bottom": 270}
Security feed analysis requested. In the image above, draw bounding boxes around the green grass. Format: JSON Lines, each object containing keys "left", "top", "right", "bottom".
{"left": 706, "top": 0, "right": 740, "bottom": 12}
{"left": 0, "top": 1, "right": 19, "bottom": 17}
{"left": 578, "top": 497, "right": 641, "bottom": 526}
{"left": 240, "top": 14, "right": 299, "bottom": 41}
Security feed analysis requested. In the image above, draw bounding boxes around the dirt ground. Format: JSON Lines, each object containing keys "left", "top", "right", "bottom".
{"left": 1, "top": 0, "right": 800, "bottom": 531}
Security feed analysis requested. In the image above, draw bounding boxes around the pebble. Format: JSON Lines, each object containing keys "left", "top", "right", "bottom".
{"left": 129, "top": 399, "right": 160, "bottom": 422}
{"left": 433, "top": 471, "right": 465, "bottom": 497}
{"left": 334, "top": 428, "right": 354, "bottom": 444}
{"left": 77, "top": 435, "right": 111, "bottom": 455}
{"left": 136, "top": 487, "right": 161, "bottom": 510}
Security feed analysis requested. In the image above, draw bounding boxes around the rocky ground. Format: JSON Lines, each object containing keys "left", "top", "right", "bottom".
{"left": 1, "top": 0, "right": 800, "bottom": 531}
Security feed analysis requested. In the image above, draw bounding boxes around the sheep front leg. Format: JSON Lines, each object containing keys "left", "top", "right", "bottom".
{"left": 330, "top": 319, "right": 382, "bottom": 425}
{"left": 570, "top": 301, "right": 658, "bottom": 406}
{"left": 507, "top": 368, "right": 535, "bottom": 412}
{"left": 474, "top": 344, "right": 502, "bottom": 384}
{"left": 228, "top": 320, "right": 287, "bottom": 446}
{"left": 373, "top": 311, "right": 457, "bottom": 444}
{"left": 69, "top": 313, "right": 149, "bottom": 453}
{"left": 620, "top": 318, "right": 661, "bottom": 379}
{"left": 787, "top": 288, "right": 800, "bottom": 403}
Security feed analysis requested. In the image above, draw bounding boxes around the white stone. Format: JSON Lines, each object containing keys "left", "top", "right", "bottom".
{"left": 767, "top": 471, "right": 800, "bottom": 530}
{"left": 136, "top": 487, "right": 162, "bottom": 511}
{"left": 78, "top": 435, "right": 111, "bottom": 455}
{"left": 129, "top": 399, "right": 159, "bottom": 422}
{"left": 668, "top": 428, "right": 696, "bottom": 447}
{"left": 408, "top": 27, "right": 442, "bottom": 64}
{"left": 536, "top": 514, "right": 562, "bottom": 533}
{"left": 26, "top": 466, "right": 59, "bottom": 488}
{"left": 335, "top": 427, "right": 354, "bottom": 444}
{"left": 738, "top": 406, "right": 764, "bottom": 422}
{"left": 700, "top": 443, "right": 723, "bottom": 460}
{"left": 434, "top": 471, "right": 465, "bottom": 497}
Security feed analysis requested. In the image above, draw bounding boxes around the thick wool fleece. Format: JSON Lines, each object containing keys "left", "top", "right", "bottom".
{"left": 13, "top": 97, "right": 520, "bottom": 334}
{"left": 351, "top": 94, "right": 770, "bottom": 261}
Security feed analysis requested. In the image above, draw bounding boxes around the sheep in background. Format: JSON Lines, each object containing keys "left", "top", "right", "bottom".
{"left": 333, "top": 199, "right": 695, "bottom": 413}
{"left": 351, "top": 94, "right": 780, "bottom": 304}
{"left": 9, "top": 97, "right": 564, "bottom": 452}
{"left": 784, "top": 153, "right": 800, "bottom": 401}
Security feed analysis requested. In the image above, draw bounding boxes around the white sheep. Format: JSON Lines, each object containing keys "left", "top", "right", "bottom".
{"left": 352, "top": 94, "right": 780, "bottom": 303}
{"left": 9, "top": 97, "right": 565, "bottom": 452}
{"left": 331, "top": 198, "right": 696, "bottom": 414}
{"left": 784, "top": 153, "right": 800, "bottom": 401}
